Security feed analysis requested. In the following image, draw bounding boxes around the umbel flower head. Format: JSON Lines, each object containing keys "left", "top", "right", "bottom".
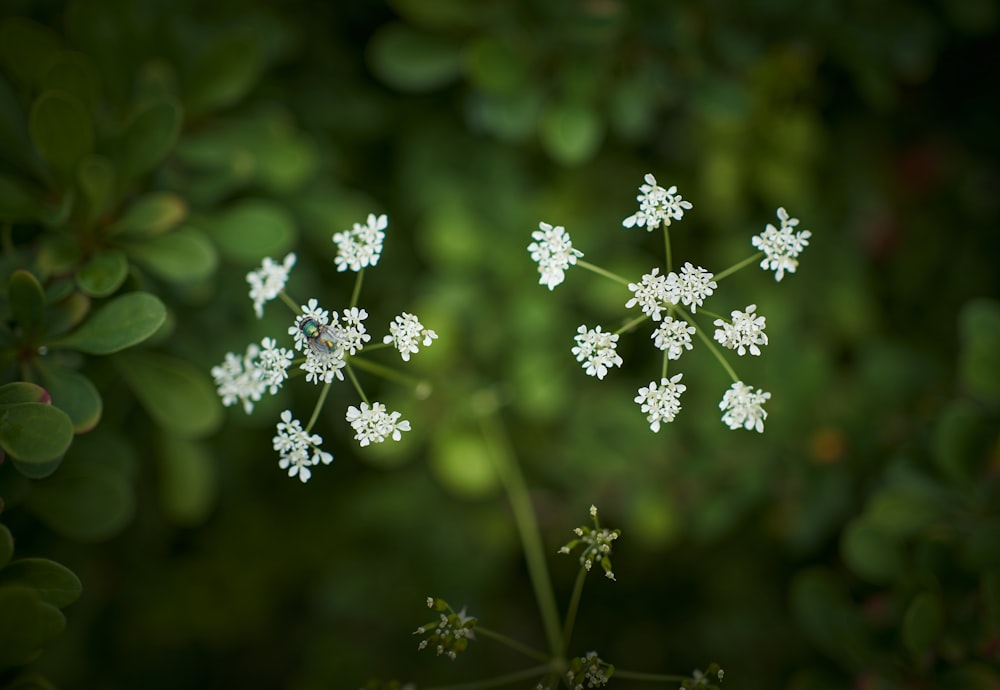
{"left": 415, "top": 598, "right": 477, "bottom": 661}
{"left": 247, "top": 252, "right": 296, "bottom": 318}
{"left": 384, "top": 312, "right": 438, "bottom": 361}
{"left": 635, "top": 374, "right": 686, "bottom": 433}
{"left": 752, "top": 207, "right": 811, "bottom": 281}
{"left": 272, "top": 410, "right": 333, "bottom": 483}
{"left": 211, "top": 338, "right": 294, "bottom": 414}
{"left": 346, "top": 402, "right": 411, "bottom": 446}
{"left": 528, "top": 221, "right": 583, "bottom": 290}
{"left": 559, "top": 505, "right": 621, "bottom": 581}
{"left": 622, "top": 172, "right": 692, "bottom": 230}
{"left": 566, "top": 651, "right": 615, "bottom": 690}
{"left": 571, "top": 325, "right": 623, "bottom": 380}
{"left": 333, "top": 212, "right": 387, "bottom": 272}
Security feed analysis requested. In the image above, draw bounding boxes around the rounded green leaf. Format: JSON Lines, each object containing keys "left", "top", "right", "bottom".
{"left": 77, "top": 155, "right": 115, "bottom": 226}
{"left": 76, "top": 249, "right": 128, "bottom": 297}
{"left": 116, "top": 351, "right": 223, "bottom": 438}
{"left": 107, "top": 190, "right": 187, "bottom": 237}
{"left": 902, "top": 592, "right": 943, "bottom": 659}
{"left": 0, "top": 524, "right": 12, "bottom": 569}
{"left": 841, "top": 519, "right": 904, "bottom": 584}
{"left": 368, "top": 23, "right": 463, "bottom": 92}
{"left": 206, "top": 198, "right": 295, "bottom": 262}
{"left": 29, "top": 91, "right": 94, "bottom": 180}
{"left": 0, "top": 403, "right": 73, "bottom": 465}
{"left": 37, "top": 51, "right": 100, "bottom": 109}
{"left": 0, "top": 558, "right": 82, "bottom": 608}
{"left": 539, "top": 102, "right": 603, "bottom": 165}
{"left": 123, "top": 227, "right": 218, "bottom": 284}
{"left": 184, "top": 35, "right": 263, "bottom": 116}
{"left": 43, "top": 291, "right": 90, "bottom": 339}
{"left": 865, "top": 488, "right": 942, "bottom": 539}
{"left": 0, "top": 18, "right": 60, "bottom": 86}
{"left": 156, "top": 435, "right": 216, "bottom": 526}
{"left": 51, "top": 292, "right": 166, "bottom": 354}
{"left": 0, "top": 174, "right": 41, "bottom": 221}
{"left": 24, "top": 461, "right": 133, "bottom": 543}
{"left": 35, "top": 364, "right": 102, "bottom": 434}
{"left": 9, "top": 269, "right": 45, "bottom": 333}
{"left": 116, "top": 98, "right": 183, "bottom": 185}
{"left": 0, "top": 587, "right": 65, "bottom": 670}
{"left": 0, "top": 383, "right": 50, "bottom": 405}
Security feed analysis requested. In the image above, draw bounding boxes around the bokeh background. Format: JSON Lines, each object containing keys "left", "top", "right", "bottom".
{"left": 1, "top": 0, "right": 999, "bottom": 688}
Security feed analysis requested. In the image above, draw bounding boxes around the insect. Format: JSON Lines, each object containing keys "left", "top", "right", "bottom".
{"left": 298, "top": 317, "right": 340, "bottom": 354}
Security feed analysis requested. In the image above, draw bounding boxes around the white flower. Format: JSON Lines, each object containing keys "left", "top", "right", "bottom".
{"left": 634, "top": 374, "right": 686, "bottom": 432}
{"left": 751, "top": 207, "right": 811, "bottom": 281}
{"left": 571, "top": 325, "right": 623, "bottom": 380}
{"left": 713, "top": 304, "right": 768, "bottom": 356}
{"left": 528, "top": 222, "right": 583, "bottom": 290}
{"left": 652, "top": 316, "right": 695, "bottom": 360}
{"left": 346, "top": 402, "right": 411, "bottom": 446}
{"left": 384, "top": 312, "right": 437, "bottom": 361}
{"left": 333, "top": 213, "right": 387, "bottom": 272}
{"left": 289, "top": 300, "right": 347, "bottom": 384}
{"left": 211, "top": 343, "right": 265, "bottom": 414}
{"left": 246, "top": 253, "right": 296, "bottom": 318}
{"left": 675, "top": 262, "right": 716, "bottom": 312}
{"left": 273, "top": 410, "right": 333, "bottom": 483}
{"left": 626, "top": 267, "right": 676, "bottom": 321}
{"left": 719, "top": 381, "right": 771, "bottom": 432}
{"left": 257, "top": 337, "right": 294, "bottom": 392}
{"left": 335, "top": 307, "right": 371, "bottom": 355}
{"left": 622, "top": 173, "right": 692, "bottom": 231}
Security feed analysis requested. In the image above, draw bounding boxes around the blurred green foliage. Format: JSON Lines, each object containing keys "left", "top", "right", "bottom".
{"left": 0, "top": 0, "right": 998, "bottom": 688}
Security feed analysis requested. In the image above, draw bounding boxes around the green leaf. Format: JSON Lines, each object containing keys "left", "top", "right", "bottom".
{"left": 539, "top": 102, "right": 604, "bottom": 165}
{"left": 864, "top": 487, "right": 942, "bottom": 539}
{"left": 116, "top": 351, "right": 223, "bottom": 438}
{"left": 37, "top": 51, "right": 100, "bottom": 109}
{"left": 3, "top": 674, "right": 60, "bottom": 690}
{"left": 184, "top": 34, "right": 264, "bottom": 116}
{"left": 0, "top": 587, "right": 65, "bottom": 670}
{"left": 0, "top": 524, "right": 12, "bottom": 569}
{"left": 156, "top": 435, "right": 216, "bottom": 526}
{"left": 0, "top": 558, "right": 82, "bottom": 608}
{"left": 0, "top": 18, "right": 60, "bottom": 87}
{"left": 0, "top": 403, "right": 73, "bottom": 465}
{"left": 959, "top": 298, "right": 1000, "bottom": 403}
{"left": 123, "top": 227, "right": 218, "bottom": 284}
{"left": 29, "top": 91, "right": 94, "bottom": 180}
{"left": 37, "top": 236, "right": 82, "bottom": 276}
{"left": 35, "top": 363, "right": 102, "bottom": 434}
{"left": 76, "top": 155, "right": 115, "bottom": 226}
{"left": 368, "top": 23, "right": 463, "bottom": 92}
{"left": 902, "top": 592, "right": 943, "bottom": 660}
{"left": 43, "top": 290, "right": 90, "bottom": 338}
{"left": 0, "top": 173, "right": 41, "bottom": 221}
{"left": 0, "top": 383, "right": 51, "bottom": 405}
{"left": 840, "top": 518, "right": 904, "bottom": 584}
{"left": 107, "top": 190, "right": 187, "bottom": 238}
{"left": 8, "top": 270, "right": 45, "bottom": 333}
{"left": 116, "top": 98, "right": 183, "bottom": 186}
{"left": 51, "top": 292, "right": 166, "bottom": 354}
{"left": 206, "top": 198, "right": 295, "bottom": 262}
{"left": 24, "top": 460, "right": 133, "bottom": 543}
{"left": 76, "top": 249, "right": 128, "bottom": 297}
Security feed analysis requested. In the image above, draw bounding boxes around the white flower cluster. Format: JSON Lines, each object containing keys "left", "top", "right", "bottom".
{"left": 527, "top": 221, "right": 584, "bottom": 290}
{"left": 211, "top": 338, "right": 294, "bottom": 414}
{"left": 333, "top": 212, "right": 387, "bottom": 272}
{"left": 622, "top": 173, "right": 692, "bottom": 230}
{"left": 752, "top": 207, "right": 811, "bottom": 281}
{"left": 247, "top": 253, "right": 296, "bottom": 318}
{"left": 529, "top": 174, "right": 809, "bottom": 433}
{"left": 384, "top": 312, "right": 438, "bottom": 362}
{"left": 289, "top": 299, "right": 348, "bottom": 384}
{"left": 272, "top": 410, "right": 333, "bottom": 483}
{"left": 567, "top": 651, "right": 613, "bottom": 689}
{"left": 346, "top": 402, "right": 411, "bottom": 446}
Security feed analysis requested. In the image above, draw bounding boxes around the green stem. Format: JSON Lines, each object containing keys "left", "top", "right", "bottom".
{"left": 476, "top": 626, "right": 549, "bottom": 663}
{"left": 681, "top": 311, "right": 740, "bottom": 382}
{"left": 349, "top": 268, "right": 365, "bottom": 308}
{"left": 615, "top": 313, "right": 650, "bottom": 336}
{"left": 475, "top": 391, "right": 562, "bottom": 658}
{"left": 560, "top": 567, "right": 588, "bottom": 655}
{"left": 577, "top": 259, "right": 630, "bottom": 286}
{"left": 278, "top": 290, "right": 301, "bottom": 314}
{"left": 344, "top": 362, "right": 369, "bottom": 404}
{"left": 713, "top": 251, "right": 763, "bottom": 282}
{"left": 421, "top": 664, "right": 553, "bottom": 690}
{"left": 613, "top": 668, "right": 688, "bottom": 682}
{"left": 304, "top": 381, "right": 332, "bottom": 433}
{"left": 348, "top": 356, "right": 427, "bottom": 392}
{"left": 663, "top": 224, "right": 673, "bottom": 273}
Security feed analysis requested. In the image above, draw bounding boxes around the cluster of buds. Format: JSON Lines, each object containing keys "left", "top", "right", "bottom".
{"left": 680, "top": 663, "right": 725, "bottom": 690}
{"left": 414, "top": 597, "right": 477, "bottom": 661}
{"left": 559, "top": 505, "right": 621, "bottom": 581}
{"left": 566, "top": 651, "right": 614, "bottom": 689}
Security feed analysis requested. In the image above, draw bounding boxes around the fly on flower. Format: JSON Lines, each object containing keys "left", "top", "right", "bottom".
{"left": 297, "top": 316, "right": 341, "bottom": 354}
